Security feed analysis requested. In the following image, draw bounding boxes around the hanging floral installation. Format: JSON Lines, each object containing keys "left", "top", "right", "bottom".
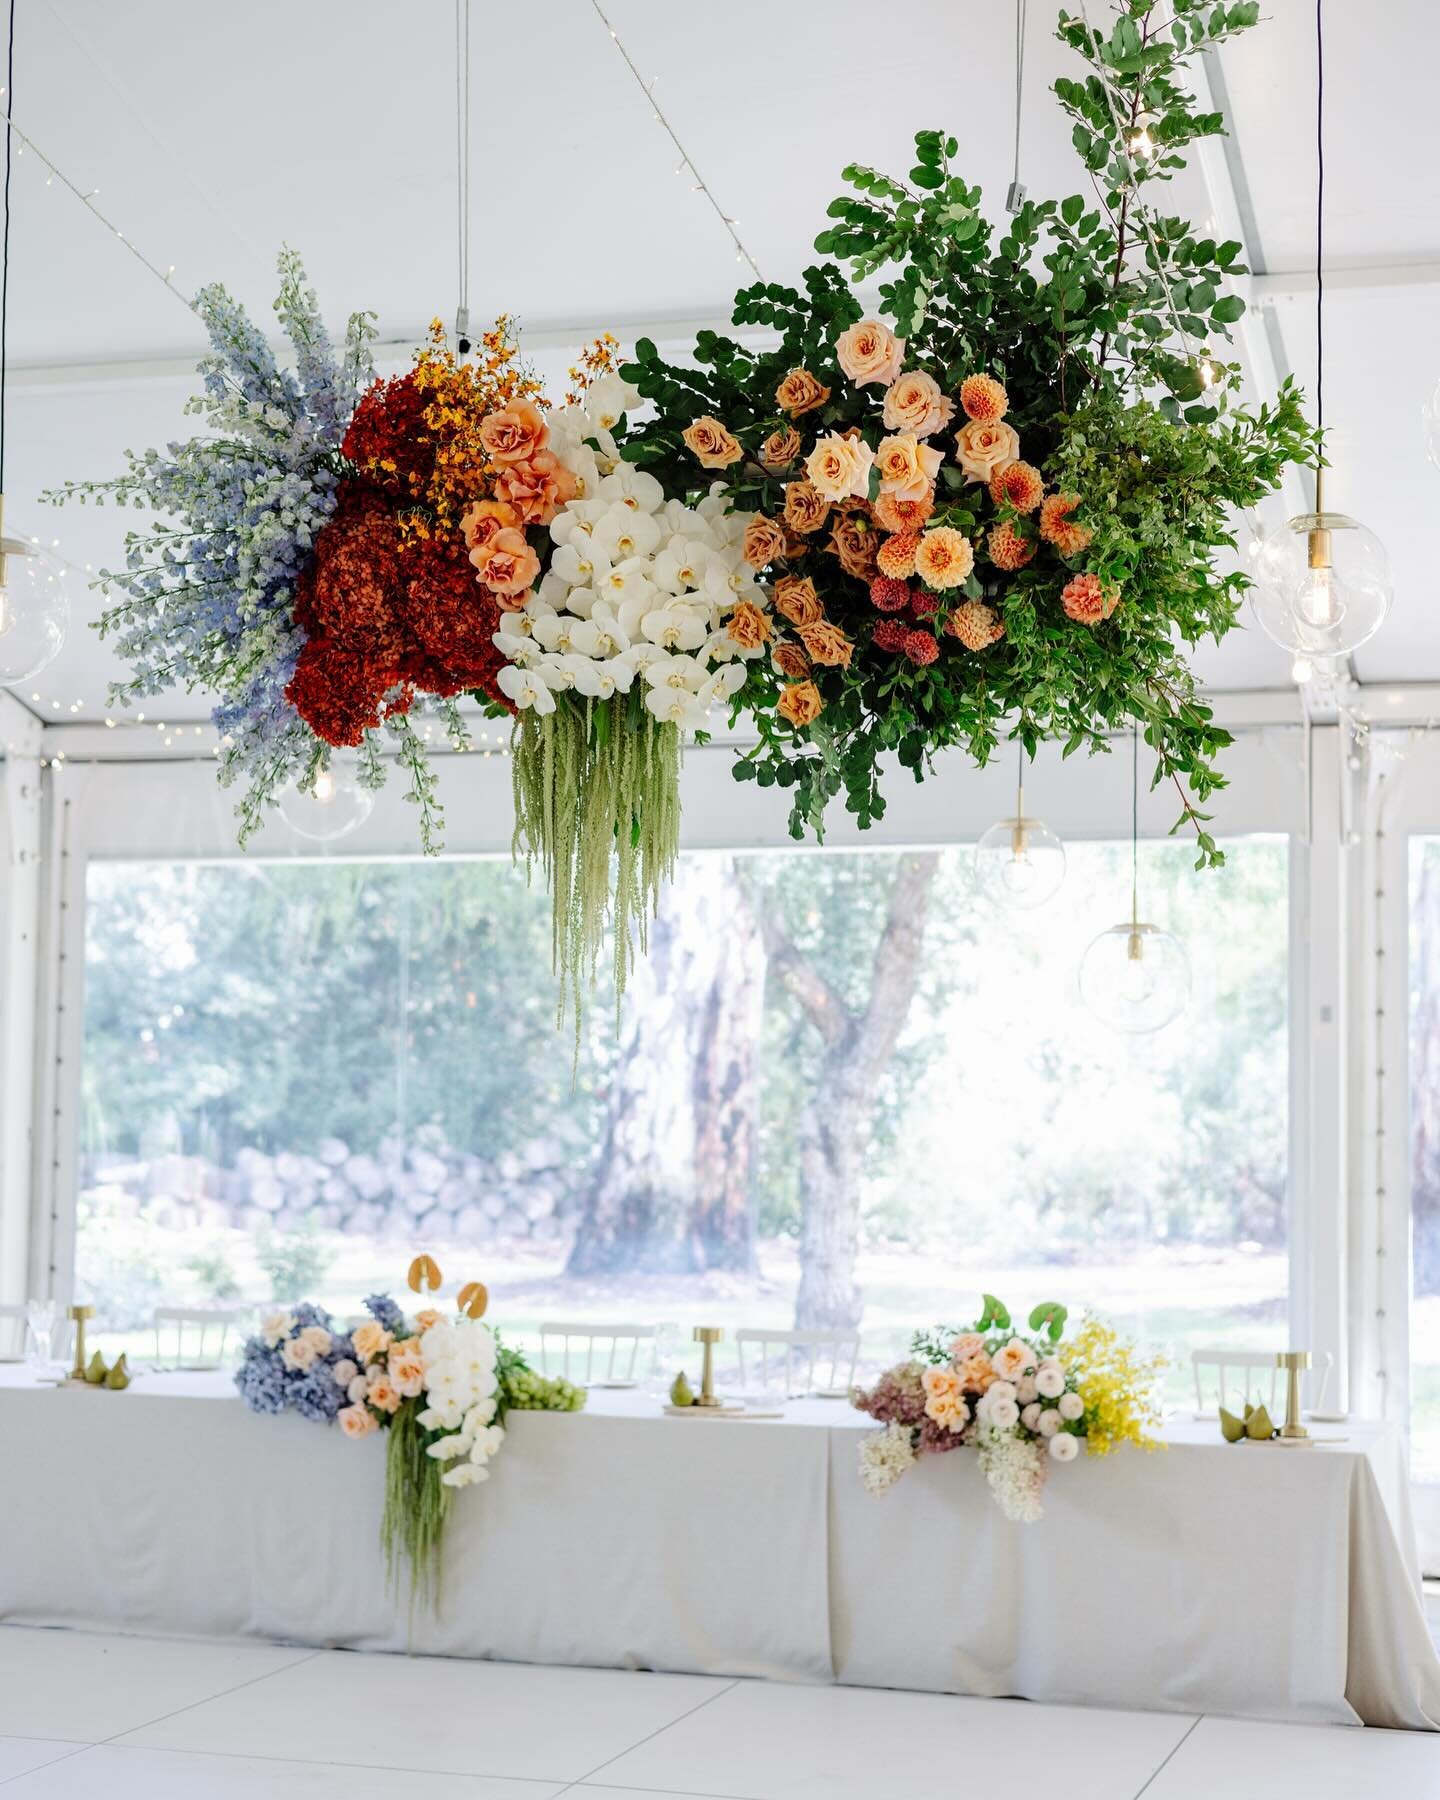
{"left": 49, "top": 1, "right": 1317, "bottom": 1023}
{"left": 618, "top": 0, "right": 1314, "bottom": 862}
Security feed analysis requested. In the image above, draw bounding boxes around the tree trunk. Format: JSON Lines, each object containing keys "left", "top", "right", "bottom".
{"left": 567, "top": 858, "right": 764, "bottom": 1276}
{"left": 763, "top": 853, "right": 941, "bottom": 1330}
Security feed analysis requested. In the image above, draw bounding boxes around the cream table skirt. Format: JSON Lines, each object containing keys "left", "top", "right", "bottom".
{"left": 1, "top": 1371, "right": 1437, "bottom": 1729}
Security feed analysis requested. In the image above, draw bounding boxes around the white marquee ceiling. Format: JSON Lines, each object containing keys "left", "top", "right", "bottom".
{"left": 5, "top": 0, "right": 1438, "bottom": 725}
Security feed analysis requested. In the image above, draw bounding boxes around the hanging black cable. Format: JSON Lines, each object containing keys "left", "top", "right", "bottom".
{"left": 1, "top": 0, "right": 15, "bottom": 492}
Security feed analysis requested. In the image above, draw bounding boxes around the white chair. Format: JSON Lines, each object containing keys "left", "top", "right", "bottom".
{"left": 153, "top": 1306, "right": 246, "bottom": 1370}
{"left": 538, "top": 1322, "right": 658, "bottom": 1385}
{"left": 735, "top": 1328, "right": 860, "bottom": 1398}
{"left": 1191, "top": 1346, "right": 1334, "bottom": 1419}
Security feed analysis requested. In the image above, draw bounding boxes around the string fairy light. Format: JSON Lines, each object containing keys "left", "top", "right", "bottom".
{"left": 588, "top": 0, "right": 762, "bottom": 279}
{"left": 0, "top": 101, "right": 191, "bottom": 314}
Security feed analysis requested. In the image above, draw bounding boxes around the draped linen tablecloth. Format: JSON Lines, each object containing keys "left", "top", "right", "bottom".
{"left": 2, "top": 1369, "right": 1437, "bottom": 1728}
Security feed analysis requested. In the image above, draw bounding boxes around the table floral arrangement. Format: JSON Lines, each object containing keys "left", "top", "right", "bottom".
{"left": 851, "top": 1295, "right": 1163, "bottom": 1522}
{"left": 49, "top": 3, "right": 1316, "bottom": 1026}
{"left": 234, "top": 1259, "right": 584, "bottom": 1601}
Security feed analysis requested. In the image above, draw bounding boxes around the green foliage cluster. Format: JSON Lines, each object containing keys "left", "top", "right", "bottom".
{"left": 620, "top": 1, "right": 1316, "bottom": 865}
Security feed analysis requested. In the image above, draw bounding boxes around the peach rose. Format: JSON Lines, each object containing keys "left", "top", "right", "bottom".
{"left": 492, "top": 450, "right": 578, "bottom": 527}
{"left": 915, "top": 526, "right": 975, "bottom": 590}
{"left": 727, "top": 600, "right": 773, "bottom": 651}
{"left": 460, "top": 498, "right": 521, "bottom": 553}
{"left": 472, "top": 526, "right": 542, "bottom": 599}
{"left": 777, "top": 681, "right": 824, "bottom": 727}
{"left": 682, "top": 416, "right": 744, "bottom": 469}
{"left": 949, "top": 1332, "right": 986, "bottom": 1362}
{"left": 414, "top": 1310, "right": 443, "bottom": 1333}
{"left": 783, "top": 480, "right": 830, "bottom": 535}
{"left": 882, "top": 371, "right": 956, "bottom": 438}
{"left": 796, "top": 620, "right": 854, "bottom": 668}
{"left": 775, "top": 368, "right": 831, "bottom": 417}
{"left": 366, "top": 1374, "right": 402, "bottom": 1415}
{"left": 773, "top": 575, "right": 824, "bottom": 627}
{"left": 828, "top": 511, "right": 879, "bottom": 580}
{"left": 989, "top": 460, "right": 1045, "bottom": 513}
{"left": 876, "top": 531, "right": 919, "bottom": 579}
{"left": 479, "top": 399, "right": 548, "bottom": 465}
{"left": 759, "top": 426, "right": 803, "bottom": 471}
{"left": 874, "top": 490, "right": 934, "bottom": 533}
{"left": 954, "top": 418, "right": 1021, "bottom": 483}
{"left": 772, "top": 642, "right": 812, "bottom": 679}
{"left": 928, "top": 1391, "right": 971, "bottom": 1431}
{"left": 338, "top": 1403, "right": 377, "bottom": 1440}
{"left": 299, "top": 1324, "right": 332, "bottom": 1356}
{"left": 876, "top": 433, "right": 944, "bottom": 502}
{"left": 352, "top": 1321, "right": 393, "bottom": 1364}
{"left": 389, "top": 1350, "right": 426, "bottom": 1400}
{"left": 280, "top": 1335, "right": 317, "bottom": 1372}
{"left": 804, "top": 431, "right": 875, "bottom": 503}
{"left": 923, "top": 1365, "right": 962, "bottom": 1401}
{"left": 958, "top": 373, "right": 1008, "bottom": 423}
{"left": 957, "top": 1351, "right": 997, "bottom": 1393}
{"left": 992, "top": 1339, "right": 1037, "bottom": 1381}
{"left": 742, "top": 516, "right": 788, "bottom": 569}
{"left": 1039, "top": 491, "right": 1094, "bottom": 557}
{"left": 947, "top": 599, "right": 1006, "bottom": 651}
{"left": 835, "top": 318, "right": 905, "bottom": 388}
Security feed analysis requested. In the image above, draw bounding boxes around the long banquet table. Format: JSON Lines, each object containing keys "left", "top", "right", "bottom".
{"left": 2, "top": 1367, "right": 1438, "bottom": 1730}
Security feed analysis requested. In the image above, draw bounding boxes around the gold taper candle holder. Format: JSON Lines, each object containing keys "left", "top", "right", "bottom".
{"left": 693, "top": 1326, "right": 723, "bottom": 1407}
{"left": 1275, "top": 1349, "right": 1311, "bottom": 1439}
{"left": 68, "top": 1304, "right": 95, "bottom": 1381}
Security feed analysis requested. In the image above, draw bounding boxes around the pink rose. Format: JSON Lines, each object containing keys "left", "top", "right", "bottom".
{"left": 338, "top": 1403, "right": 376, "bottom": 1440}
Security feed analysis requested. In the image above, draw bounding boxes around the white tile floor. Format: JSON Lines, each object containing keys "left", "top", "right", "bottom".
{"left": 0, "top": 1626, "right": 1437, "bottom": 1799}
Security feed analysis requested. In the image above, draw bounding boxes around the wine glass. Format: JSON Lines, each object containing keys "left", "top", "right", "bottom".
{"left": 24, "top": 1298, "right": 56, "bottom": 1370}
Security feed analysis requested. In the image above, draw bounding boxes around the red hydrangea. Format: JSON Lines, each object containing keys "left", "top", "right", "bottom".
{"left": 342, "top": 371, "right": 435, "bottom": 499}
{"left": 904, "top": 630, "right": 939, "bottom": 666}
{"left": 400, "top": 536, "right": 508, "bottom": 705}
{"left": 869, "top": 575, "right": 911, "bottom": 613}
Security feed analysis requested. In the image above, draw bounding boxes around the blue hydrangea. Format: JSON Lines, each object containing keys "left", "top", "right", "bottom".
{"left": 364, "top": 1293, "right": 406, "bottom": 1335}
{"left": 233, "top": 1303, "right": 357, "bottom": 1427}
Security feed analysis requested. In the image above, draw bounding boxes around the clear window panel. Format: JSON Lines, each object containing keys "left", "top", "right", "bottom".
{"left": 1410, "top": 838, "right": 1440, "bottom": 1482}
{"left": 78, "top": 838, "right": 1288, "bottom": 1399}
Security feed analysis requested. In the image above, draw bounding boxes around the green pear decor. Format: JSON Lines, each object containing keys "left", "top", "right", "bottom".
{"left": 83, "top": 1350, "right": 109, "bottom": 1385}
{"left": 669, "top": 1371, "right": 695, "bottom": 1408}
{"left": 1219, "top": 1401, "right": 1275, "bottom": 1443}
{"left": 105, "top": 1354, "right": 131, "bottom": 1391}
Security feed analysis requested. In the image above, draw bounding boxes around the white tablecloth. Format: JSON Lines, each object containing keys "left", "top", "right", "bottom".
{"left": 2, "top": 1369, "right": 1437, "bottom": 1728}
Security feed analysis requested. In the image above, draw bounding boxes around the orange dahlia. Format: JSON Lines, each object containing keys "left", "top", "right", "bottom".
{"left": 1061, "top": 572, "right": 1120, "bottom": 625}
{"left": 946, "top": 600, "right": 1005, "bottom": 651}
{"left": 876, "top": 530, "right": 919, "bottom": 579}
{"left": 1039, "top": 491, "right": 1094, "bottom": 557}
{"left": 874, "top": 490, "right": 935, "bottom": 534}
{"left": 987, "top": 520, "right": 1035, "bottom": 572}
{"left": 915, "top": 526, "right": 975, "bottom": 591}
{"left": 959, "top": 373, "right": 1008, "bottom": 424}
{"left": 988, "top": 460, "right": 1045, "bottom": 513}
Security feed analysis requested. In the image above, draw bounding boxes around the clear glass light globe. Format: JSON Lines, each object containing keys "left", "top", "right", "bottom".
{"left": 277, "top": 758, "right": 374, "bottom": 842}
{"left": 974, "top": 814, "right": 1066, "bottom": 909}
{"left": 1250, "top": 510, "right": 1391, "bottom": 657}
{"left": 1079, "top": 920, "right": 1190, "bottom": 1034}
{"left": 0, "top": 541, "right": 69, "bottom": 685}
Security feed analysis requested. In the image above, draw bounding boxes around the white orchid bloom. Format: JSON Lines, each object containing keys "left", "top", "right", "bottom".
{"left": 653, "top": 539, "right": 713, "bottom": 595}
{"left": 613, "top": 593, "right": 650, "bottom": 639}
{"left": 597, "top": 559, "right": 656, "bottom": 611}
{"left": 642, "top": 607, "right": 708, "bottom": 652}
{"left": 704, "top": 560, "right": 757, "bottom": 605}
{"left": 551, "top": 541, "right": 608, "bottom": 588}
{"left": 600, "top": 655, "right": 637, "bottom": 693}
{"left": 643, "top": 652, "right": 710, "bottom": 694}
{"left": 507, "top": 595, "right": 556, "bottom": 636}
{"left": 548, "top": 499, "right": 608, "bottom": 549}
{"left": 563, "top": 586, "right": 598, "bottom": 620}
{"left": 598, "top": 465, "right": 665, "bottom": 515}
{"left": 621, "top": 640, "right": 667, "bottom": 675}
{"left": 493, "top": 623, "right": 539, "bottom": 666}
{"left": 593, "top": 508, "right": 663, "bottom": 563}
{"left": 644, "top": 686, "right": 708, "bottom": 729}
{"left": 570, "top": 616, "right": 630, "bottom": 659}
{"left": 584, "top": 372, "right": 643, "bottom": 434}
{"left": 496, "top": 665, "right": 556, "bottom": 714}
{"left": 537, "top": 570, "right": 573, "bottom": 611}
{"left": 536, "top": 654, "right": 580, "bottom": 691}
{"left": 531, "top": 613, "right": 582, "bottom": 655}
{"left": 572, "top": 657, "right": 633, "bottom": 700}
{"left": 710, "top": 662, "right": 748, "bottom": 700}
{"left": 559, "top": 654, "right": 607, "bottom": 697}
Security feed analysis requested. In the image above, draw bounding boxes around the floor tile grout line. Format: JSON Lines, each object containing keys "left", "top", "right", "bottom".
{"left": 96, "top": 1646, "right": 324, "bottom": 1746}
{"left": 60, "top": 1737, "right": 570, "bottom": 1787}
{"left": 554, "top": 1679, "right": 743, "bottom": 1796}
{"left": 0, "top": 1742, "right": 93, "bottom": 1790}
{"left": 568, "top": 1785, "right": 763, "bottom": 1800}
{"left": 1131, "top": 1713, "right": 1204, "bottom": 1799}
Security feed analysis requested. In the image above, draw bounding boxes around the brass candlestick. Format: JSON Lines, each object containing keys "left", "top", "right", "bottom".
{"left": 693, "top": 1326, "right": 723, "bottom": 1407}
{"left": 67, "top": 1304, "right": 95, "bottom": 1382}
{"left": 1275, "top": 1350, "right": 1311, "bottom": 1439}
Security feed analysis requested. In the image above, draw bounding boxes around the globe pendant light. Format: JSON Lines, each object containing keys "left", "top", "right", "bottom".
{"left": 1079, "top": 725, "right": 1189, "bottom": 1034}
{"left": 278, "top": 755, "right": 375, "bottom": 842}
{"left": 0, "top": 5, "right": 67, "bottom": 686}
{"left": 1251, "top": 0, "right": 1390, "bottom": 661}
{"left": 974, "top": 741, "right": 1065, "bottom": 908}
